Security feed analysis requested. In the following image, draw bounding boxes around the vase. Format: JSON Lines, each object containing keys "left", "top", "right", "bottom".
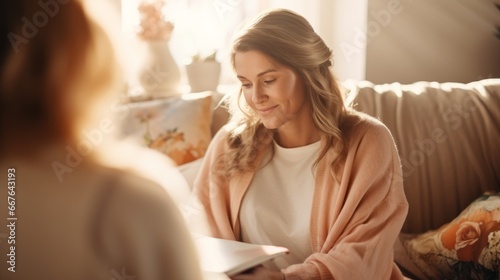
{"left": 186, "top": 61, "right": 221, "bottom": 93}
{"left": 137, "top": 41, "right": 181, "bottom": 98}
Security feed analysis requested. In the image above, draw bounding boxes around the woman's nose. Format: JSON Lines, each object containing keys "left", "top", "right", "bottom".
{"left": 251, "top": 85, "right": 267, "bottom": 104}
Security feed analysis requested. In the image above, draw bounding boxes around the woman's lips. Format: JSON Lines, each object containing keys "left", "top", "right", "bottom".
{"left": 257, "top": 105, "right": 278, "bottom": 116}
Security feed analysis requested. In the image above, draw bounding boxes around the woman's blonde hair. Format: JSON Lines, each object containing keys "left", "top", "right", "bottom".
{"left": 0, "top": 0, "right": 119, "bottom": 156}
{"left": 223, "top": 9, "right": 351, "bottom": 176}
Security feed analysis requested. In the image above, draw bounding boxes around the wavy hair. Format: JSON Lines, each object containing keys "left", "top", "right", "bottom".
{"left": 223, "top": 9, "right": 353, "bottom": 177}
{"left": 0, "top": 0, "right": 119, "bottom": 156}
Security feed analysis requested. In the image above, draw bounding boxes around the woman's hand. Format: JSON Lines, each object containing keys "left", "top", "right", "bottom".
{"left": 230, "top": 266, "right": 283, "bottom": 280}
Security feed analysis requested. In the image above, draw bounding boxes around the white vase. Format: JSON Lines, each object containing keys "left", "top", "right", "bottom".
{"left": 186, "top": 61, "right": 221, "bottom": 92}
{"left": 137, "top": 41, "right": 181, "bottom": 98}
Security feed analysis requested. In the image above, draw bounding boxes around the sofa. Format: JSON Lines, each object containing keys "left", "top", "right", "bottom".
{"left": 116, "top": 78, "right": 500, "bottom": 279}
{"left": 347, "top": 79, "right": 500, "bottom": 279}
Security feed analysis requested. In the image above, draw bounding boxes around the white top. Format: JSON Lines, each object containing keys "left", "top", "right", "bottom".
{"left": 240, "top": 140, "right": 321, "bottom": 270}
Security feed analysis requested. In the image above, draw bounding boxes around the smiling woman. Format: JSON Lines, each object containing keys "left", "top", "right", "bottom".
{"left": 192, "top": 8, "right": 409, "bottom": 280}
{"left": 235, "top": 50, "right": 314, "bottom": 146}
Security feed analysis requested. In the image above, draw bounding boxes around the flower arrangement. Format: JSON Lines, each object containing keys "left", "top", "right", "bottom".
{"left": 137, "top": 0, "right": 174, "bottom": 41}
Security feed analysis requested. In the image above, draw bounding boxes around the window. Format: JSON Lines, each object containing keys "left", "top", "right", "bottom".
{"left": 120, "top": 0, "right": 367, "bottom": 92}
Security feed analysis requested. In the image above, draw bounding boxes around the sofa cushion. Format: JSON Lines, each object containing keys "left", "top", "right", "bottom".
{"left": 399, "top": 192, "right": 500, "bottom": 279}
{"left": 116, "top": 92, "right": 213, "bottom": 166}
{"left": 349, "top": 79, "right": 500, "bottom": 233}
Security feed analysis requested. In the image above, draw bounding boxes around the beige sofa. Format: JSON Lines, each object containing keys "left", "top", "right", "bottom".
{"left": 347, "top": 79, "right": 500, "bottom": 234}
{"left": 178, "top": 78, "right": 500, "bottom": 278}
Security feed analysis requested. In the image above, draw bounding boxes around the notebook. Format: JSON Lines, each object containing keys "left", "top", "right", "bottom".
{"left": 193, "top": 234, "right": 289, "bottom": 277}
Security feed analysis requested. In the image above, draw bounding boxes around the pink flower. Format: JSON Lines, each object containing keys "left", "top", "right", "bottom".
{"left": 137, "top": 0, "right": 174, "bottom": 41}
{"left": 455, "top": 221, "right": 481, "bottom": 250}
{"left": 441, "top": 209, "right": 500, "bottom": 262}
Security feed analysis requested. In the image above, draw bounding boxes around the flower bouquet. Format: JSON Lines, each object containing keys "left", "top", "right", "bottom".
{"left": 134, "top": 0, "right": 180, "bottom": 98}
{"left": 137, "top": 0, "right": 174, "bottom": 41}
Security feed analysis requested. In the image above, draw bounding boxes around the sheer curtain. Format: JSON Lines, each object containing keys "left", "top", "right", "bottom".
{"left": 120, "top": 0, "right": 368, "bottom": 87}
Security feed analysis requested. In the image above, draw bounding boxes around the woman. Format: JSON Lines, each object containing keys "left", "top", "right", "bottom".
{"left": 193, "top": 9, "right": 409, "bottom": 279}
{"left": 0, "top": 1, "right": 202, "bottom": 279}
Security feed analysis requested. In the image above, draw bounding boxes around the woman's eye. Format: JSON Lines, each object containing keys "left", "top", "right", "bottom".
{"left": 242, "top": 83, "right": 251, "bottom": 88}
{"left": 263, "top": 79, "right": 276, "bottom": 85}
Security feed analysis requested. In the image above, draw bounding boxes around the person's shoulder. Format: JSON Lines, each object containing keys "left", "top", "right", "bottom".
{"left": 88, "top": 165, "right": 202, "bottom": 280}
{"left": 89, "top": 165, "right": 174, "bottom": 210}
{"left": 96, "top": 140, "right": 191, "bottom": 204}
{"left": 116, "top": 168, "right": 172, "bottom": 201}
{"left": 213, "top": 123, "right": 232, "bottom": 142}
{"left": 91, "top": 165, "right": 186, "bottom": 239}
{"left": 343, "top": 110, "right": 394, "bottom": 148}
{"left": 343, "top": 110, "right": 390, "bottom": 133}
{"left": 208, "top": 123, "right": 239, "bottom": 151}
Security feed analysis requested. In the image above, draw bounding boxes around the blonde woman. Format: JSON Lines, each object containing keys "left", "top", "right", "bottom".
{"left": 0, "top": 1, "right": 201, "bottom": 279}
{"left": 193, "top": 9, "right": 409, "bottom": 279}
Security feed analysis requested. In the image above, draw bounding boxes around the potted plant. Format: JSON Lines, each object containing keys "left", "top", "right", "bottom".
{"left": 185, "top": 51, "right": 221, "bottom": 93}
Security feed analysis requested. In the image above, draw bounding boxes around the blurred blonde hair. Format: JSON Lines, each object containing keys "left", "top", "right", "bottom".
{"left": 224, "top": 9, "right": 353, "bottom": 176}
{"left": 0, "top": 0, "right": 119, "bottom": 156}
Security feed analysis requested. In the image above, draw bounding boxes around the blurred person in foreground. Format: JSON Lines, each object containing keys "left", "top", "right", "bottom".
{"left": 193, "top": 9, "right": 409, "bottom": 279}
{"left": 0, "top": 0, "right": 202, "bottom": 279}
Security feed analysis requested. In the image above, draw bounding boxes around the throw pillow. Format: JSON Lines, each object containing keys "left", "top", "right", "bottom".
{"left": 116, "top": 92, "right": 213, "bottom": 166}
{"left": 403, "top": 192, "right": 500, "bottom": 279}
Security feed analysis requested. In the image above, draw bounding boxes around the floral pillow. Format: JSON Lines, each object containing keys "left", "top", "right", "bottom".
{"left": 116, "top": 92, "right": 213, "bottom": 166}
{"left": 403, "top": 192, "right": 500, "bottom": 279}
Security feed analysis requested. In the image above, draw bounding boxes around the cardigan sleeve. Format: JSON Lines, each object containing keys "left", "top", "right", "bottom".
{"left": 283, "top": 120, "right": 409, "bottom": 280}
{"left": 190, "top": 126, "right": 237, "bottom": 240}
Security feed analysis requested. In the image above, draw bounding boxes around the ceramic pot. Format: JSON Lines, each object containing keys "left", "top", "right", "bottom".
{"left": 138, "top": 41, "right": 181, "bottom": 98}
{"left": 186, "top": 61, "right": 221, "bottom": 92}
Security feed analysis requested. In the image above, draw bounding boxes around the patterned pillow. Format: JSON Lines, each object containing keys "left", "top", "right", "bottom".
{"left": 403, "top": 192, "right": 500, "bottom": 279}
{"left": 117, "top": 92, "right": 213, "bottom": 166}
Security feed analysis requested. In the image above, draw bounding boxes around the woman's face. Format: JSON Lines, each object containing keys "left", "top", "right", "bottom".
{"left": 234, "top": 50, "right": 309, "bottom": 130}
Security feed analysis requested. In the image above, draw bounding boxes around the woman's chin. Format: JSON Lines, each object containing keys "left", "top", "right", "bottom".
{"left": 260, "top": 119, "right": 282, "bottom": 130}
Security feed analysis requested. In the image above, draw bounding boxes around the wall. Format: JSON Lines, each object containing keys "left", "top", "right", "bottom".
{"left": 228, "top": 0, "right": 369, "bottom": 81}
{"left": 321, "top": 0, "right": 369, "bottom": 81}
{"left": 365, "top": 0, "right": 500, "bottom": 84}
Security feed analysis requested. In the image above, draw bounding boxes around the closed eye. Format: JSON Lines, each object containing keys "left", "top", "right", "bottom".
{"left": 263, "top": 79, "right": 276, "bottom": 85}
{"left": 241, "top": 83, "right": 252, "bottom": 88}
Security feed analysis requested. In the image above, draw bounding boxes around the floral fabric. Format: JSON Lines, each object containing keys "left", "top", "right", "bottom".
{"left": 117, "top": 93, "right": 213, "bottom": 166}
{"left": 404, "top": 192, "right": 500, "bottom": 279}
